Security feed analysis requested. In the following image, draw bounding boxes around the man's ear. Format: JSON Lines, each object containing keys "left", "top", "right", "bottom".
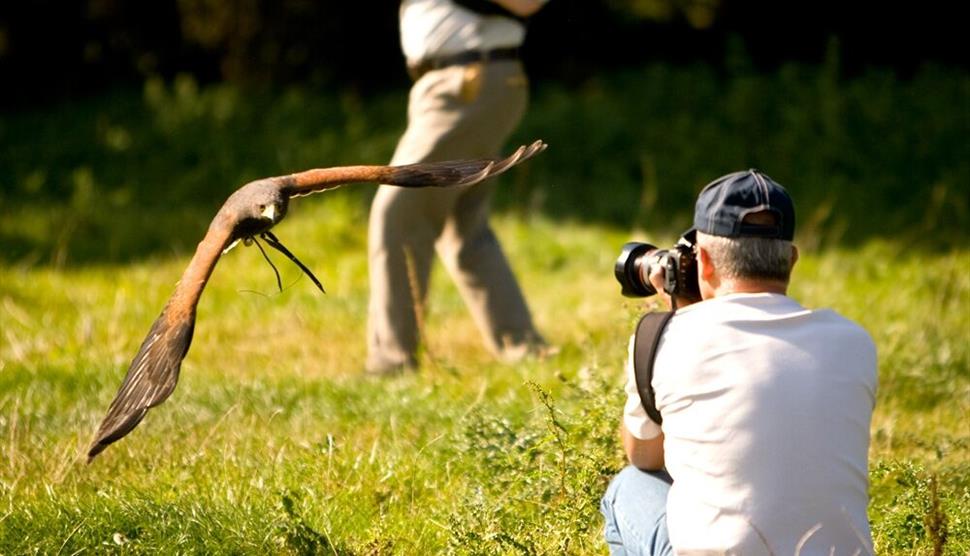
{"left": 790, "top": 244, "right": 799, "bottom": 271}
{"left": 697, "top": 245, "right": 715, "bottom": 280}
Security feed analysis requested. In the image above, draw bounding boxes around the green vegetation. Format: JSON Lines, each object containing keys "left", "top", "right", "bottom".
{"left": 1, "top": 63, "right": 968, "bottom": 554}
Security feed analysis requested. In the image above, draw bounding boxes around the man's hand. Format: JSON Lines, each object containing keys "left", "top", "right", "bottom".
{"left": 646, "top": 262, "right": 697, "bottom": 311}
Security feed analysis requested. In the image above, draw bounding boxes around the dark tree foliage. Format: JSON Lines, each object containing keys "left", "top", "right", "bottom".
{"left": 0, "top": 0, "right": 965, "bottom": 106}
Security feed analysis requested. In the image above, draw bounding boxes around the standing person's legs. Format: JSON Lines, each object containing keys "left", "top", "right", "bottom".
{"left": 367, "top": 65, "right": 491, "bottom": 373}
{"left": 367, "top": 61, "right": 541, "bottom": 372}
{"left": 367, "top": 185, "right": 445, "bottom": 372}
{"left": 435, "top": 60, "right": 545, "bottom": 360}
{"left": 438, "top": 178, "right": 544, "bottom": 359}
{"left": 600, "top": 466, "right": 674, "bottom": 556}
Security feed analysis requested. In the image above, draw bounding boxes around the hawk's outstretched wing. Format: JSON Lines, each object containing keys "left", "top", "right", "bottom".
{"left": 278, "top": 140, "right": 546, "bottom": 196}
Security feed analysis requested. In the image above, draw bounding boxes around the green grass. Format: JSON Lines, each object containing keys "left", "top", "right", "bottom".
{"left": 1, "top": 63, "right": 969, "bottom": 554}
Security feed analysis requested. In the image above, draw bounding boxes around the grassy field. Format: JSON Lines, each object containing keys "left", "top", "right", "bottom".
{"left": 1, "top": 62, "right": 968, "bottom": 554}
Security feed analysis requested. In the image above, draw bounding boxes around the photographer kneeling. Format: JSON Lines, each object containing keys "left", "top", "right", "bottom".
{"left": 601, "top": 171, "right": 877, "bottom": 555}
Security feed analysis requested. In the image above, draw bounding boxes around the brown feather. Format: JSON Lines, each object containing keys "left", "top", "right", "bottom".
{"left": 278, "top": 140, "right": 546, "bottom": 197}
{"left": 87, "top": 310, "right": 195, "bottom": 460}
{"left": 87, "top": 223, "right": 230, "bottom": 461}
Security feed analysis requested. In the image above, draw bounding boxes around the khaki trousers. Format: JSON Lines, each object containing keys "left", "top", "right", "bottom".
{"left": 366, "top": 60, "right": 543, "bottom": 371}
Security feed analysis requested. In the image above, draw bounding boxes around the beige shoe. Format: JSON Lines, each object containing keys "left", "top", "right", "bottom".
{"left": 497, "top": 332, "right": 559, "bottom": 364}
{"left": 365, "top": 354, "right": 418, "bottom": 377}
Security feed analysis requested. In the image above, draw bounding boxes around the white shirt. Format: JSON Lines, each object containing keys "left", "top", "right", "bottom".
{"left": 399, "top": 0, "right": 527, "bottom": 63}
{"left": 623, "top": 293, "right": 877, "bottom": 555}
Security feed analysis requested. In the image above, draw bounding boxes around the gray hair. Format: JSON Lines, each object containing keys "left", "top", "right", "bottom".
{"left": 696, "top": 232, "right": 794, "bottom": 282}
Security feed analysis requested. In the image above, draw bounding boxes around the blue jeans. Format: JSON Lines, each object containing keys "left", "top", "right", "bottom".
{"left": 600, "top": 466, "right": 674, "bottom": 556}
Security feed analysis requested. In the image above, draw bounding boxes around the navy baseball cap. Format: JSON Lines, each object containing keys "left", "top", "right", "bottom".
{"left": 692, "top": 169, "right": 795, "bottom": 240}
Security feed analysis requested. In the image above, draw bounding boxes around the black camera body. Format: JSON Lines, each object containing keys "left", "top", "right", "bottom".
{"left": 614, "top": 230, "right": 701, "bottom": 302}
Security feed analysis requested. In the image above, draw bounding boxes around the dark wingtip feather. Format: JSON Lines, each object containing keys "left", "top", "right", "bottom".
{"left": 385, "top": 140, "right": 547, "bottom": 189}
{"left": 87, "top": 438, "right": 113, "bottom": 463}
{"left": 87, "top": 407, "right": 149, "bottom": 462}
{"left": 87, "top": 311, "right": 195, "bottom": 461}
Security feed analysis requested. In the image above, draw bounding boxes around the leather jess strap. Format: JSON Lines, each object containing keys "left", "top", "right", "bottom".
{"left": 407, "top": 47, "right": 519, "bottom": 81}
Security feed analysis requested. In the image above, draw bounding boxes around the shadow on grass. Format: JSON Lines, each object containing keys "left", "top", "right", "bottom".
{"left": 1, "top": 63, "right": 967, "bottom": 268}
{"left": 0, "top": 79, "right": 397, "bottom": 268}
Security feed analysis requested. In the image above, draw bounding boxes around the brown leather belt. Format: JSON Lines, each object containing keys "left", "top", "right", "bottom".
{"left": 407, "top": 47, "right": 519, "bottom": 81}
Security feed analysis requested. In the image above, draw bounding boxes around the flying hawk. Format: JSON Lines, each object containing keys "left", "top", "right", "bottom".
{"left": 87, "top": 140, "right": 547, "bottom": 461}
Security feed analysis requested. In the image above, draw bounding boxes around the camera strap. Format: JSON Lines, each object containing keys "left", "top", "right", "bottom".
{"left": 633, "top": 311, "right": 675, "bottom": 425}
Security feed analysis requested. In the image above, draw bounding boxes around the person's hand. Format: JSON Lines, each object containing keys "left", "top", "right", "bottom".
{"left": 646, "top": 260, "right": 699, "bottom": 311}
{"left": 646, "top": 262, "right": 673, "bottom": 310}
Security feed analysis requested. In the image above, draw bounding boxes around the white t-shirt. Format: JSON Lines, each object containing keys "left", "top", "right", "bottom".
{"left": 399, "top": 0, "right": 527, "bottom": 63}
{"left": 623, "top": 293, "right": 877, "bottom": 555}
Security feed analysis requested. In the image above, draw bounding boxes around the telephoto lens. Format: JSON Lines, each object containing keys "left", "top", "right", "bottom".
{"left": 615, "top": 242, "right": 662, "bottom": 297}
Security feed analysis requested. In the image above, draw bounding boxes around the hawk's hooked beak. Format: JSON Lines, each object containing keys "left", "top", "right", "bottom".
{"left": 261, "top": 204, "right": 276, "bottom": 222}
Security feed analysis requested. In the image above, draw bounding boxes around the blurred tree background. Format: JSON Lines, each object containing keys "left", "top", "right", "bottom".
{"left": 0, "top": 0, "right": 966, "bottom": 264}
{"left": 1, "top": 0, "right": 965, "bottom": 104}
